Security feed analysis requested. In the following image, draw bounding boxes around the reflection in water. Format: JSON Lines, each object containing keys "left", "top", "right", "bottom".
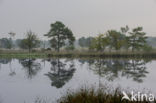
{"left": 45, "top": 59, "right": 75, "bottom": 88}
{"left": 0, "top": 59, "right": 16, "bottom": 76}
{"left": 0, "top": 59, "right": 12, "bottom": 64}
{"left": 0, "top": 58, "right": 151, "bottom": 83}
{"left": 19, "top": 59, "right": 41, "bottom": 79}
{"left": 122, "top": 60, "right": 150, "bottom": 83}
{"left": 9, "top": 61, "right": 16, "bottom": 76}
{"left": 80, "top": 59, "right": 150, "bottom": 83}
{"left": 0, "top": 58, "right": 155, "bottom": 103}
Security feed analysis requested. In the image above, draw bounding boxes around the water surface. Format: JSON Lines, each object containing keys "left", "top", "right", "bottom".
{"left": 0, "top": 58, "right": 155, "bottom": 103}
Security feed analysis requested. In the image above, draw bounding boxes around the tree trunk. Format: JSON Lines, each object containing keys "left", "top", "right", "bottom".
{"left": 132, "top": 39, "right": 134, "bottom": 52}
{"left": 57, "top": 58, "right": 60, "bottom": 75}
{"left": 57, "top": 35, "right": 60, "bottom": 52}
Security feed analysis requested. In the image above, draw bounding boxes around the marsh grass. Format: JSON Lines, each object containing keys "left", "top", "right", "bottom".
{"left": 27, "top": 85, "right": 156, "bottom": 103}
{"left": 57, "top": 87, "right": 156, "bottom": 103}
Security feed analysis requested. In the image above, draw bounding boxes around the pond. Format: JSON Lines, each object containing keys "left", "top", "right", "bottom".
{"left": 0, "top": 58, "right": 155, "bottom": 103}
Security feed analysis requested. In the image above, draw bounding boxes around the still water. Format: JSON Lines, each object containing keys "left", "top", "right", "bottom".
{"left": 0, "top": 58, "right": 156, "bottom": 103}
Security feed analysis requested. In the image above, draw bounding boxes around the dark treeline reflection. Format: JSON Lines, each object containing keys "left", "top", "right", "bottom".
{"left": 0, "top": 59, "right": 12, "bottom": 70}
{"left": 0, "top": 58, "right": 151, "bottom": 87}
{"left": 79, "top": 59, "right": 151, "bottom": 83}
{"left": 45, "top": 58, "right": 76, "bottom": 88}
{"left": 0, "top": 59, "right": 12, "bottom": 64}
{"left": 18, "top": 59, "right": 41, "bottom": 79}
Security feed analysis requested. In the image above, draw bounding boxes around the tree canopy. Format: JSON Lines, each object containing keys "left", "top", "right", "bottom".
{"left": 0, "top": 38, "right": 12, "bottom": 49}
{"left": 19, "top": 31, "right": 40, "bottom": 52}
{"left": 78, "top": 37, "right": 94, "bottom": 48}
{"left": 129, "top": 27, "right": 147, "bottom": 51}
{"left": 44, "top": 21, "right": 75, "bottom": 52}
{"left": 90, "top": 26, "right": 150, "bottom": 52}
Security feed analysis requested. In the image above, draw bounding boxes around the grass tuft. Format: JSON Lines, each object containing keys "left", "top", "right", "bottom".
{"left": 57, "top": 87, "right": 156, "bottom": 103}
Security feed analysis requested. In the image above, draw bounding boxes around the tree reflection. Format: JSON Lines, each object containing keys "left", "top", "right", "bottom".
{"left": 19, "top": 58, "right": 41, "bottom": 79}
{"left": 78, "top": 59, "right": 95, "bottom": 69}
{"left": 0, "top": 59, "right": 12, "bottom": 64}
{"left": 0, "top": 59, "right": 16, "bottom": 76}
{"left": 45, "top": 58, "right": 75, "bottom": 88}
{"left": 9, "top": 60, "right": 16, "bottom": 76}
{"left": 123, "top": 59, "right": 149, "bottom": 83}
{"left": 87, "top": 59, "right": 150, "bottom": 83}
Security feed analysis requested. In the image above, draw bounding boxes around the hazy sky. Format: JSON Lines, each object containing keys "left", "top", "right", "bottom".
{"left": 0, "top": 0, "right": 156, "bottom": 39}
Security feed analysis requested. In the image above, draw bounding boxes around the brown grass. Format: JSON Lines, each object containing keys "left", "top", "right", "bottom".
{"left": 57, "top": 87, "right": 156, "bottom": 103}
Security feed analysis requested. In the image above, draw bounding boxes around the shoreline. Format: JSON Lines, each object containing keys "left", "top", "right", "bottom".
{"left": 0, "top": 51, "right": 156, "bottom": 59}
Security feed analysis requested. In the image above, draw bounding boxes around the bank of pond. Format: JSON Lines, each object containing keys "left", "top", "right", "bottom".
{"left": 0, "top": 51, "right": 156, "bottom": 59}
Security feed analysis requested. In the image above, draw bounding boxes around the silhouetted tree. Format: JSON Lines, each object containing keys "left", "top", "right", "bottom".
{"left": 128, "top": 27, "right": 147, "bottom": 52}
{"left": 8, "top": 32, "right": 16, "bottom": 49}
{"left": 120, "top": 25, "right": 130, "bottom": 50}
{"left": 78, "top": 37, "right": 94, "bottom": 48}
{"left": 106, "top": 30, "right": 126, "bottom": 51}
{"left": 0, "top": 38, "right": 12, "bottom": 49}
{"left": 90, "top": 34, "right": 110, "bottom": 51}
{"left": 19, "top": 31, "right": 40, "bottom": 52}
{"left": 44, "top": 21, "right": 75, "bottom": 52}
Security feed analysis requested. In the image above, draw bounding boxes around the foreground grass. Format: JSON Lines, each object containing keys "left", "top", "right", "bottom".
{"left": 57, "top": 87, "right": 155, "bottom": 103}
{"left": 32, "top": 87, "right": 156, "bottom": 103}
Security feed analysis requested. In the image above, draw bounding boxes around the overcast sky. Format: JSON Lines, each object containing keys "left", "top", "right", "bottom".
{"left": 0, "top": 0, "right": 156, "bottom": 39}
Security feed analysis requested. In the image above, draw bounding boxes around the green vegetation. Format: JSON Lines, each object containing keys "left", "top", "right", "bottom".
{"left": 90, "top": 34, "right": 109, "bottom": 51}
{"left": 0, "top": 22, "right": 155, "bottom": 58}
{"left": 18, "top": 30, "right": 40, "bottom": 53}
{"left": 78, "top": 37, "right": 94, "bottom": 48}
{"left": 0, "top": 38, "right": 12, "bottom": 49}
{"left": 31, "top": 86, "right": 156, "bottom": 103}
{"left": 46, "top": 51, "right": 156, "bottom": 59}
{"left": 0, "top": 32, "right": 16, "bottom": 49}
{"left": 147, "top": 37, "right": 156, "bottom": 48}
{"left": 107, "top": 30, "right": 125, "bottom": 51}
{"left": 129, "top": 27, "right": 147, "bottom": 52}
{"left": 90, "top": 26, "right": 151, "bottom": 52}
{"left": 0, "top": 53, "right": 46, "bottom": 58}
{"left": 57, "top": 87, "right": 155, "bottom": 103}
{"left": 44, "top": 21, "right": 75, "bottom": 52}
{"left": 1, "top": 50, "right": 156, "bottom": 59}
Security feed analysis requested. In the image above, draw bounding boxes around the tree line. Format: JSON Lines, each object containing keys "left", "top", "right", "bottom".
{"left": 79, "top": 26, "right": 152, "bottom": 52}
{"left": 0, "top": 21, "right": 152, "bottom": 52}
